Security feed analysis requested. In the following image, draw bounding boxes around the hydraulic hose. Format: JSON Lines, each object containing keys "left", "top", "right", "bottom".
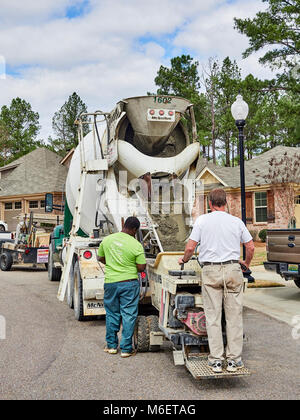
{"left": 94, "top": 114, "right": 104, "bottom": 160}
{"left": 137, "top": 228, "right": 148, "bottom": 300}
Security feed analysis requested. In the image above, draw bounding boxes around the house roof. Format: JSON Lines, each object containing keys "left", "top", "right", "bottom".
{"left": 200, "top": 146, "right": 300, "bottom": 189}
{"left": 0, "top": 163, "right": 19, "bottom": 172}
{"left": 59, "top": 148, "right": 75, "bottom": 166}
{"left": 0, "top": 148, "right": 68, "bottom": 197}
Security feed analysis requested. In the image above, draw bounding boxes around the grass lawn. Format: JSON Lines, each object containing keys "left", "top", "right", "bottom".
{"left": 252, "top": 242, "right": 267, "bottom": 266}
{"left": 241, "top": 242, "right": 266, "bottom": 266}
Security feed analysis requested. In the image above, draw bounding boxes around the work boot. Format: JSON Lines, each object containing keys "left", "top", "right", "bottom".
{"left": 103, "top": 347, "right": 118, "bottom": 354}
{"left": 208, "top": 360, "right": 223, "bottom": 373}
{"left": 120, "top": 350, "right": 136, "bottom": 358}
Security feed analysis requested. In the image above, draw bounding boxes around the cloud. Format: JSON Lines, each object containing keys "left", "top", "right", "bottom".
{"left": 174, "top": 0, "right": 270, "bottom": 70}
{"left": 0, "top": 55, "right": 162, "bottom": 141}
{"left": 0, "top": 0, "right": 227, "bottom": 69}
{"left": 0, "top": 0, "right": 83, "bottom": 24}
{"left": 0, "top": 0, "right": 277, "bottom": 142}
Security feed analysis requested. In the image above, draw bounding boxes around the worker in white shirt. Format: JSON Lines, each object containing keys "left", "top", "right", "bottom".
{"left": 178, "top": 188, "right": 255, "bottom": 373}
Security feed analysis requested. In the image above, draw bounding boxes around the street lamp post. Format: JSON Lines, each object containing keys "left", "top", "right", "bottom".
{"left": 231, "top": 94, "right": 254, "bottom": 282}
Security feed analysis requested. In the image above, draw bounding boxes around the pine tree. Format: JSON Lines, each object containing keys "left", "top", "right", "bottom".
{"left": 50, "top": 92, "right": 89, "bottom": 155}
{"left": 0, "top": 97, "right": 41, "bottom": 166}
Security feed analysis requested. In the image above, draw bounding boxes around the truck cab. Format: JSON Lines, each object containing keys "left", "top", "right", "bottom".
{"left": 0, "top": 220, "right": 8, "bottom": 232}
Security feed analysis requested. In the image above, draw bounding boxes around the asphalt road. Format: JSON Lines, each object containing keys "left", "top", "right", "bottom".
{"left": 0, "top": 267, "right": 299, "bottom": 400}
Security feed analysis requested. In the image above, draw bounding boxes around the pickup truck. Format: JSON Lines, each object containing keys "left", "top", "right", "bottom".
{"left": 0, "top": 231, "right": 14, "bottom": 246}
{"left": 264, "top": 229, "right": 300, "bottom": 289}
{"left": 0, "top": 220, "right": 8, "bottom": 232}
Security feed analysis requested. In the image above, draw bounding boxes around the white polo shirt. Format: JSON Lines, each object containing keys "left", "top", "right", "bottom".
{"left": 189, "top": 211, "right": 252, "bottom": 263}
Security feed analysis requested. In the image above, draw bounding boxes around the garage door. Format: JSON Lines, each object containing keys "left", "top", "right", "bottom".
{"left": 295, "top": 204, "right": 300, "bottom": 228}
{"left": 295, "top": 195, "right": 300, "bottom": 228}
{"left": 4, "top": 208, "right": 21, "bottom": 231}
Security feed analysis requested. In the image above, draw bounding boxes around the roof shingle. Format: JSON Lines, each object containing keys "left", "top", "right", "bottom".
{"left": 201, "top": 146, "right": 300, "bottom": 189}
{"left": 0, "top": 148, "right": 68, "bottom": 197}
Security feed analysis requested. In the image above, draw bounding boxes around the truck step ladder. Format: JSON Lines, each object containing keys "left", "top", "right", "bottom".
{"left": 57, "top": 171, "right": 88, "bottom": 301}
{"left": 141, "top": 223, "right": 163, "bottom": 253}
{"left": 135, "top": 192, "right": 164, "bottom": 253}
{"left": 57, "top": 112, "right": 109, "bottom": 302}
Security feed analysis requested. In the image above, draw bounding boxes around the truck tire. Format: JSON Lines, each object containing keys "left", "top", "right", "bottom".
{"left": 0, "top": 251, "right": 13, "bottom": 271}
{"left": 134, "top": 315, "right": 150, "bottom": 352}
{"left": 73, "top": 261, "right": 84, "bottom": 321}
{"left": 294, "top": 279, "right": 300, "bottom": 289}
{"left": 147, "top": 315, "right": 161, "bottom": 352}
{"left": 0, "top": 225, "right": 5, "bottom": 232}
{"left": 48, "top": 240, "right": 61, "bottom": 282}
{"left": 67, "top": 260, "right": 75, "bottom": 309}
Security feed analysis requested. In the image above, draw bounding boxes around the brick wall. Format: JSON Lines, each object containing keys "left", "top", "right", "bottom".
{"left": 226, "top": 189, "right": 290, "bottom": 240}
{"left": 192, "top": 188, "right": 293, "bottom": 240}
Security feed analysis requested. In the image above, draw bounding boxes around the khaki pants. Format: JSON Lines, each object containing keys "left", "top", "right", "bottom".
{"left": 201, "top": 263, "right": 244, "bottom": 363}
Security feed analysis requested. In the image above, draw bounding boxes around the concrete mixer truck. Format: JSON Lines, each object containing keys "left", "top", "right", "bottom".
{"left": 47, "top": 95, "right": 250, "bottom": 380}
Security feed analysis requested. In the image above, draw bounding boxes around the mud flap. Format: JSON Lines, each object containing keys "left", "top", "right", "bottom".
{"left": 173, "top": 350, "right": 185, "bottom": 366}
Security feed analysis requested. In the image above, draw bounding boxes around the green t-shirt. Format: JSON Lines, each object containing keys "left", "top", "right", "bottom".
{"left": 98, "top": 232, "right": 146, "bottom": 283}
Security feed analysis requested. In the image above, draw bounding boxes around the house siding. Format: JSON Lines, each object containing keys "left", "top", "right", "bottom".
{"left": 0, "top": 193, "right": 64, "bottom": 231}
{"left": 226, "top": 189, "right": 293, "bottom": 240}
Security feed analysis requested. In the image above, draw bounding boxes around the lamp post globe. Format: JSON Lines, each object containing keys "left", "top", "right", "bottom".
{"left": 231, "top": 94, "right": 249, "bottom": 122}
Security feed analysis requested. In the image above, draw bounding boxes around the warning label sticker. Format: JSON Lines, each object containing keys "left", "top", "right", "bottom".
{"left": 37, "top": 248, "right": 49, "bottom": 263}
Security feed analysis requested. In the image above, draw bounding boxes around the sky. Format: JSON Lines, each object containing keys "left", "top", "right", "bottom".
{"left": 0, "top": 0, "right": 275, "bottom": 142}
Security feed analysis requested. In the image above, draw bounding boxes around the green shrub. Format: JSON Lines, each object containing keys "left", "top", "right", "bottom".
{"left": 40, "top": 223, "right": 55, "bottom": 228}
{"left": 258, "top": 229, "right": 267, "bottom": 243}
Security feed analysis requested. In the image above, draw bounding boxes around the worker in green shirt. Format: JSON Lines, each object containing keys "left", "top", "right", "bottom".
{"left": 97, "top": 217, "right": 146, "bottom": 357}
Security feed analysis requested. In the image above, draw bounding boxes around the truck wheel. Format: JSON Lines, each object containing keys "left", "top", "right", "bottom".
{"left": 48, "top": 241, "right": 61, "bottom": 282}
{"left": 0, "top": 251, "right": 13, "bottom": 271}
{"left": 67, "top": 260, "right": 75, "bottom": 309}
{"left": 294, "top": 279, "right": 300, "bottom": 289}
{"left": 73, "top": 261, "right": 84, "bottom": 321}
{"left": 147, "top": 315, "right": 161, "bottom": 352}
{"left": 0, "top": 225, "right": 5, "bottom": 232}
{"left": 134, "top": 315, "right": 150, "bottom": 352}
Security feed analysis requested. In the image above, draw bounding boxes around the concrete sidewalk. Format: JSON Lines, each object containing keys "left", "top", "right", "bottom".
{"left": 244, "top": 265, "right": 300, "bottom": 326}
{"left": 248, "top": 265, "right": 294, "bottom": 286}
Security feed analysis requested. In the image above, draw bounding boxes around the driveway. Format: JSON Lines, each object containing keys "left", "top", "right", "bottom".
{"left": 244, "top": 265, "right": 300, "bottom": 326}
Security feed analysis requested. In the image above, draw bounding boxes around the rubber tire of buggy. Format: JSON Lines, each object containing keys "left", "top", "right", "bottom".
{"left": 48, "top": 241, "right": 62, "bottom": 282}
{"left": 294, "top": 279, "right": 300, "bottom": 289}
{"left": 134, "top": 315, "right": 150, "bottom": 352}
{"left": 67, "top": 259, "right": 75, "bottom": 309}
{"left": 73, "top": 261, "right": 97, "bottom": 321}
{"left": 0, "top": 251, "right": 13, "bottom": 271}
{"left": 73, "top": 261, "right": 85, "bottom": 321}
{"left": 147, "top": 315, "right": 161, "bottom": 352}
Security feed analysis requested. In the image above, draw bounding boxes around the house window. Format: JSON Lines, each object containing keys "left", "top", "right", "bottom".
{"left": 295, "top": 195, "right": 300, "bottom": 204}
{"left": 15, "top": 202, "right": 22, "bottom": 209}
{"left": 206, "top": 196, "right": 212, "bottom": 213}
{"left": 4, "top": 202, "right": 13, "bottom": 210}
{"left": 29, "top": 200, "right": 39, "bottom": 209}
{"left": 40, "top": 200, "right": 45, "bottom": 208}
{"left": 255, "top": 192, "right": 267, "bottom": 223}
